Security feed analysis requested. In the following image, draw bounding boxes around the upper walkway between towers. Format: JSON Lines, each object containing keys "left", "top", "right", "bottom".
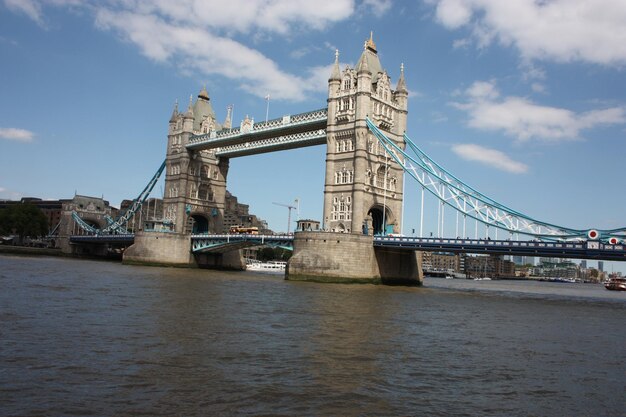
{"left": 186, "top": 108, "right": 328, "bottom": 157}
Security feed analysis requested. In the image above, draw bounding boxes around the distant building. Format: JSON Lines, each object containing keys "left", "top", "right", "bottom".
{"left": 0, "top": 197, "right": 63, "bottom": 234}
{"left": 465, "top": 255, "right": 515, "bottom": 278}
{"left": 422, "top": 252, "right": 465, "bottom": 273}
{"left": 533, "top": 258, "right": 578, "bottom": 279}
{"left": 296, "top": 219, "right": 320, "bottom": 232}
{"left": 120, "top": 191, "right": 270, "bottom": 234}
{"left": 598, "top": 261, "right": 604, "bottom": 272}
{"left": 119, "top": 197, "right": 164, "bottom": 232}
{"left": 512, "top": 255, "right": 535, "bottom": 266}
{"left": 222, "top": 191, "right": 270, "bottom": 234}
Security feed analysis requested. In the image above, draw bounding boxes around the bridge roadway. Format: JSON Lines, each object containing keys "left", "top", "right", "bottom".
{"left": 70, "top": 234, "right": 135, "bottom": 244}
{"left": 69, "top": 233, "right": 626, "bottom": 261}
{"left": 374, "top": 236, "right": 626, "bottom": 261}
{"left": 191, "top": 233, "right": 294, "bottom": 253}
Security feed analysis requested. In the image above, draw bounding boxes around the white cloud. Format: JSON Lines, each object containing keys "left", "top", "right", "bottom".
{"left": 530, "top": 83, "right": 546, "bottom": 94}
{"left": 452, "top": 80, "right": 626, "bottom": 141}
{"left": 452, "top": 143, "right": 528, "bottom": 174}
{"left": 91, "top": 0, "right": 367, "bottom": 100}
{"left": 435, "top": 0, "right": 473, "bottom": 29}
{"left": 0, "top": 186, "right": 23, "bottom": 200}
{"left": 4, "top": 0, "right": 44, "bottom": 26}
{"left": 361, "top": 0, "right": 392, "bottom": 15}
{"left": 432, "top": 0, "right": 626, "bottom": 66}
{"left": 5, "top": 0, "right": 366, "bottom": 101}
{"left": 0, "top": 127, "right": 35, "bottom": 142}
{"left": 95, "top": 9, "right": 327, "bottom": 101}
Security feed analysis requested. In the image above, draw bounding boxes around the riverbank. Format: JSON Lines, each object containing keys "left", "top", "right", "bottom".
{"left": 0, "top": 245, "right": 122, "bottom": 261}
{"left": 0, "top": 245, "right": 68, "bottom": 257}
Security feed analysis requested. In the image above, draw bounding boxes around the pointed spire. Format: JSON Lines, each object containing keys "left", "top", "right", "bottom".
{"left": 169, "top": 99, "right": 179, "bottom": 123}
{"left": 224, "top": 104, "right": 233, "bottom": 129}
{"left": 396, "top": 63, "right": 407, "bottom": 93}
{"left": 184, "top": 94, "right": 194, "bottom": 118}
{"left": 329, "top": 49, "right": 341, "bottom": 81}
{"left": 198, "top": 85, "right": 209, "bottom": 100}
{"left": 366, "top": 31, "right": 377, "bottom": 52}
{"left": 357, "top": 48, "right": 371, "bottom": 74}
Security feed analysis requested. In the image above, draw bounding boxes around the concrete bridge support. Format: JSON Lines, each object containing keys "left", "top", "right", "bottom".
{"left": 123, "top": 231, "right": 197, "bottom": 267}
{"left": 194, "top": 250, "right": 246, "bottom": 270}
{"left": 286, "top": 231, "right": 423, "bottom": 285}
{"left": 123, "top": 231, "right": 245, "bottom": 270}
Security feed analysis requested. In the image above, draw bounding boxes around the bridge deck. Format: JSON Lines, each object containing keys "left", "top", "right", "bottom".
{"left": 374, "top": 236, "right": 626, "bottom": 261}
{"left": 191, "top": 234, "right": 294, "bottom": 253}
{"left": 69, "top": 233, "right": 626, "bottom": 261}
{"left": 70, "top": 234, "right": 135, "bottom": 244}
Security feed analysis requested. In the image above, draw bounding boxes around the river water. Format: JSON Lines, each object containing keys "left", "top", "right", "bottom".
{"left": 1, "top": 255, "right": 624, "bottom": 416}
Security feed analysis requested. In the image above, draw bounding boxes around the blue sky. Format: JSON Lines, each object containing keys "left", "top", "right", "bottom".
{"left": 1, "top": 0, "right": 625, "bottom": 270}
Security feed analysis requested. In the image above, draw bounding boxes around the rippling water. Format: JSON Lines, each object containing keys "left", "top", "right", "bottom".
{"left": 1, "top": 255, "right": 624, "bottom": 416}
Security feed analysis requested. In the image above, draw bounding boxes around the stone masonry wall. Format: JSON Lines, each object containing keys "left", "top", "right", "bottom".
{"left": 123, "top": 231, "right": 196, "bottom": 267}
{"left": 287, "top": 231, "right": 422, "bottom": 285}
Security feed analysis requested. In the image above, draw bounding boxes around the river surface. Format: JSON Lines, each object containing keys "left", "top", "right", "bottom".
{"left": 1, "top": 255, "right": 624, "bottom": 416}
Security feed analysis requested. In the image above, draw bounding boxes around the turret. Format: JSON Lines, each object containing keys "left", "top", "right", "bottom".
{"left": 394, "top": 63, "right": 408, "bottom": 129}
{"left": 328, "top": 49, "right": 341, "bottom": 98}
{"left": 223, "top": 105, "right": 233, "bottom": 130}
{"left": 356, "top": 36, "right": 374, "bottom": 96}
{"left": 356, "top": 40, "right": 373, "bottom": 121}
{"left": 193, "top": 86, "right": 217, "bottom": 132}
{"left": 168, "top": 100, "right": 179, "bottom": 134}
{"left": 182, "top": 95, "right": 194, "bottom": 132}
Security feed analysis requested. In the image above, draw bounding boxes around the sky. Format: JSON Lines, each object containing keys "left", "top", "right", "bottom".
{"left": 1, "top": 0, "right": 625, "bottom": 271}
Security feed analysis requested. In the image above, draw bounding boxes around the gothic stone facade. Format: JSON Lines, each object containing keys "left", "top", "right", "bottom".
{"left": 163, "top": 88, "right": 231, "bottom": 235}
{"left": 324, "top": 35, "right": 408, "bottom": 235}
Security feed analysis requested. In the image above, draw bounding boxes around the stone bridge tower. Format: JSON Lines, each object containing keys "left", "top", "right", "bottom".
{"left": 163, "top": 88, "right": 230, "bottom": 234}
{"left": 324, "top": 34, "right": 408, "bottom": 235}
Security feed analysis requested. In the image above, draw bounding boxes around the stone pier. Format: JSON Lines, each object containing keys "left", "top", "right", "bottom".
{"left": 123, "top": 231, "right": 245, "bottom": 270}
{"left": 286, "top": 231, "right": 423, "bottom": 285}
{"left": 123, "top": 231, "right": 197, "bottom": 267}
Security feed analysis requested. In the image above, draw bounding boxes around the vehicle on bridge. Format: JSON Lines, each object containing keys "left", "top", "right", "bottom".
{"left": 229, "top": 226, "right": 259, "bottom": 235}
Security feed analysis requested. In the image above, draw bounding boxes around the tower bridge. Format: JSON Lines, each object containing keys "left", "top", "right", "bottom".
{"left": 61, "top": 35, "right": 626, "bottom": 283}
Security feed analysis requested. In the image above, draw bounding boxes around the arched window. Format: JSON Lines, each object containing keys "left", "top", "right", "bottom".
{"left": 201, "top": 165, "right": 210, "bottom": 178}
{"left": 198, "top": 185, "right": 210, "bottom": 200}
{"left": 376, "top": 166, "right": 387, "bottom": 188}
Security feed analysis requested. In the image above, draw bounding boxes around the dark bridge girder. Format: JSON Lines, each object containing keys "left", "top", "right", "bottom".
{"left": 374, "top": 236, "right": 626, "bottom": 262}
{"left": 191, "top": 234, "right": 294, "bottom": 254}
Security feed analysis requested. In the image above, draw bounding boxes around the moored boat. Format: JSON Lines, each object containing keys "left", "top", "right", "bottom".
{"left": 604, "top": 277, "right": 626, "bottom": 291}
{"left": 246, "top": 260, "right": 286, "bottom": 272}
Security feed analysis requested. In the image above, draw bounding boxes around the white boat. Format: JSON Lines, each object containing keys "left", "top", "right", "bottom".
{"left": 246, "top": 260, "right": 286, "bottom": 272}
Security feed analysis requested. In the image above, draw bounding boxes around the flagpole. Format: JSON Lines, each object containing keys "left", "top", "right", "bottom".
{"left": 265, "top": 94, "right": 270, "bottom": 122}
